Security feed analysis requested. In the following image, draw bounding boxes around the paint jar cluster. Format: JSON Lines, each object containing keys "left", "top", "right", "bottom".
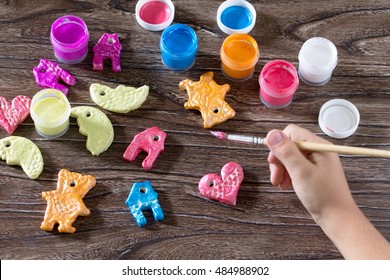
{"left": 137, "top": 0, "right": 339, "bottom": 110}
{"left": 46, "top": 1, "right": 340, "bottom": 113}
{"left": 216, "top": 1, "right": 338, "bottom": 110}
{"left": 258, "top": 37, "right": 338, "bottom": 109}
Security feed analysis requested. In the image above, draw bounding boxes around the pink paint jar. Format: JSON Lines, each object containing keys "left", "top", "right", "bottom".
{"left": 259, "top": 60, "right": 299, "bottom": 109}
{"left": 50, "top": 15, "right": 89, "bottom": 64}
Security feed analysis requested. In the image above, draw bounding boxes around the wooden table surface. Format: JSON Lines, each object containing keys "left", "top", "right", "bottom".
{"left": 1, "top": 0, "right": 389, "bottom": 260}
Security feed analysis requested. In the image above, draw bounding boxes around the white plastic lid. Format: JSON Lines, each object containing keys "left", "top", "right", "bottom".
{"left": 135, "top": 0, "right": 175, "bottom": 31}
{"left": 318, "top": 99, "right": 360, "bottom": 139}
{"left": 217, "top": 0, "right": 256, "bottom": 34}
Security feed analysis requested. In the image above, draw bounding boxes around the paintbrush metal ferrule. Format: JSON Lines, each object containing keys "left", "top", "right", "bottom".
{"left": 226, "top": 134, "right": 266, "bottom": 145}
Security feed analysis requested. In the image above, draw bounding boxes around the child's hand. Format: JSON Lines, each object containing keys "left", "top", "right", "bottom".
{"left": 266, "top": 124, "right": 390, "bottom": 259}
{"left": 266, "top": 124, "right": 355, "bottom": 223}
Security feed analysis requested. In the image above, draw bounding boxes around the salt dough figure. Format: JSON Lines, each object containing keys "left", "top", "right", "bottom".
{"left": 33, "top": 59, "right": 76, "bottom": 95}
{"left": 41, "top": 169, "right": 96, "bottom": 233}
{"left": 123, "top": 127, "right": 166, "bottom": 171}
{"left": 93, "top": 33, "right": 122, "bottom": 72}
{"left": 125, "top": 181, "right": 164, "bottom": 227}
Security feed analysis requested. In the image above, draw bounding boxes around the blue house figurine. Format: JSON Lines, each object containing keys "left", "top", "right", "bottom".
{"left": 125, "top": 181, "right": 164, "bottom": 227}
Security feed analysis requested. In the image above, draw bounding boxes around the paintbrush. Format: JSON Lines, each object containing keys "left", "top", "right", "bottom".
{"left": 210, "top": 131, "right": 390, "bottom": 159}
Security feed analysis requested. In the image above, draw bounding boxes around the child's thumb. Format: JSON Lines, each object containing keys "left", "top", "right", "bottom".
{"left": 266, "top": 130, "right": 308, "bottom": 174}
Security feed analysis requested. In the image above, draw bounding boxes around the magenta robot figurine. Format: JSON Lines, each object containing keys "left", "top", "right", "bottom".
{"left": 33, "top": 59, "right": 76, "bottom": 95}
{"left": 123, "top": 127, "right": 166, "bottom": 171}
{"left": 92, "top": 33, "right": 122, "bottom": 72}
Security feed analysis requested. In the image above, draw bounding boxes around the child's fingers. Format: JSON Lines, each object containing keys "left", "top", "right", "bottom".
{"left": 283, "top": 124, "right": 330, "bottom": 144}
{"left": 269, "top": 163, "right": 283, "bottom": 185}
{"left": 268, "top": 151, "right": 282, "bottom": 165}
{"left": 270, "top": 162, "right": 292, "bottom": 190}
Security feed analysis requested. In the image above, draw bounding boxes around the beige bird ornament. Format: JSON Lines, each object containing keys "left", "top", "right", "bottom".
{"left": 90, "top": 83, "right": 149, "bottom": 113}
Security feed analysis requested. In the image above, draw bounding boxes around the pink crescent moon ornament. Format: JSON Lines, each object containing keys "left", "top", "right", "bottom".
{"left": 198, "top": 162, "right": 244, "bottom": 206}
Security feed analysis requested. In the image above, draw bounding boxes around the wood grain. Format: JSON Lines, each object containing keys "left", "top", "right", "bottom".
{"left": 0, "top": 0, "right": 389, "bottom": 259}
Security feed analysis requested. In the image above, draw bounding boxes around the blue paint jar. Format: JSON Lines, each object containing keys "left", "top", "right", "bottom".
{"left": 160, "top": 24, "right": 198, "bottom": 72}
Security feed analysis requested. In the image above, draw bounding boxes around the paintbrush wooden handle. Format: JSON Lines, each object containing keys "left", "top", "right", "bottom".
{"left": 293, "top": 141, "right": 390, "bottom": 158}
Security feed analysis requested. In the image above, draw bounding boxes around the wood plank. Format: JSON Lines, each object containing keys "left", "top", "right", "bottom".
{"left": 0, "top": 0, "right": 389, "bottom": 259}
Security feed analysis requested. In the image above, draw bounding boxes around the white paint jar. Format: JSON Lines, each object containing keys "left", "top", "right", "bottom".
{"left": 298, "top": 37, "right": 338, "bottom": 86}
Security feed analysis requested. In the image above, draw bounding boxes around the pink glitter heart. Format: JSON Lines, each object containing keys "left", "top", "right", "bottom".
{"left": 0, "top": 95, "right": 32, "bottom": 134}
{"left": 198, "top": 162, "right": 244, "bottom": 206}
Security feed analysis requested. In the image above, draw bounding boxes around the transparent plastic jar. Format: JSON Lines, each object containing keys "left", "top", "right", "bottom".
{"left": 220, "top": 33, "right": 259, "bottom": 81}
{"left": 30, "top": 89, "right": 71, "bottom": 139}
{"left": 298, "top": 37, "right": 338, "bottom": 86}
{"left": 160, "top": 24, "right": 198, "bottom": 72}
{"left": 50, "top": 15, "right": 89, "bottom": 64}
{"left": 259, "top": 60, "right": 299, "bottom": 109}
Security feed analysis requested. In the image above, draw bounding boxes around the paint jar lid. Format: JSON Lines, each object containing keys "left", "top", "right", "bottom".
{"left": 135, "top": 0, "right": 175, "bottom": 31}
{"left": 318, "top": 99, "right": 360, "bottom": 139}
{"left": 217, "top": 0, "right": 256, "bottom": 34}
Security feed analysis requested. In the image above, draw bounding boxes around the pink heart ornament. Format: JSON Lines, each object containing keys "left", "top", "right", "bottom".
{"left": 0, "top": 95, "right": 32, "bottom": 134}
{"left": 198, "top": 162, "right": 244, "bottom": 206}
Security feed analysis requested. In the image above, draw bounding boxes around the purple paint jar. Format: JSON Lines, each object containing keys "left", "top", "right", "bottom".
{"left": 50, "top": 15, "right": 89, "bottom": 64}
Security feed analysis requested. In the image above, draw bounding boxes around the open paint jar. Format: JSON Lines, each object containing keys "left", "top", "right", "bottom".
{"left": 50, "top": 15, "right": 89, "bottom": 64}
{"left": 160, "top": 24, "right": 198, "bottom": 72}
{"left": 318, "top": 99, "right": 360, "bottom": 139}
{"left": 135, "top": 0, "right": 175, "bottom": 31}
{"left": 220, "top": 33, "right": 259, "bottom": 81}
{"left": 298, "top": 37, "right": 338, "bottom": 86}
{"left": 30, "top": 89, "right": 71, "bottom": 139}
{"left": 217, "top": 0, "right": 256, "bottom": 34}
{"left": 259, "top": 60, "right": 299, "bottom": 109}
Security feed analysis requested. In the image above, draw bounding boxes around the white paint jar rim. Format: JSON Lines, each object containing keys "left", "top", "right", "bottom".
{"left": 135, "top": 0, "right": 175, "bottom": 31}
{"left": 217, "top": 0, "right": 256, "bottom": 35}
{"left": 298, "top": 37, "right": 338, "bottom": 74}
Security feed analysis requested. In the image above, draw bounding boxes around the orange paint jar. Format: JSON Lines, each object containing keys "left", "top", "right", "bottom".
{"left": 220, "top": 33, "right": 259, "bottom": 81}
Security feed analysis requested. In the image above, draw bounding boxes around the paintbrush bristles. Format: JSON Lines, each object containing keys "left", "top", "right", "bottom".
{"left": 209, "top": 131, "right": 228, "bottom": 140}
{"left": 210, "top": 131, "right": 266, "bottom": 145}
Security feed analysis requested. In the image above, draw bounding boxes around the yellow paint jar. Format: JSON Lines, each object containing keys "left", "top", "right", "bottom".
{"left": 30, "top": 89, "right": 71, "bottom": 139}
{"left": 220, "top": 33, "right": 259, "bottom": 81}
